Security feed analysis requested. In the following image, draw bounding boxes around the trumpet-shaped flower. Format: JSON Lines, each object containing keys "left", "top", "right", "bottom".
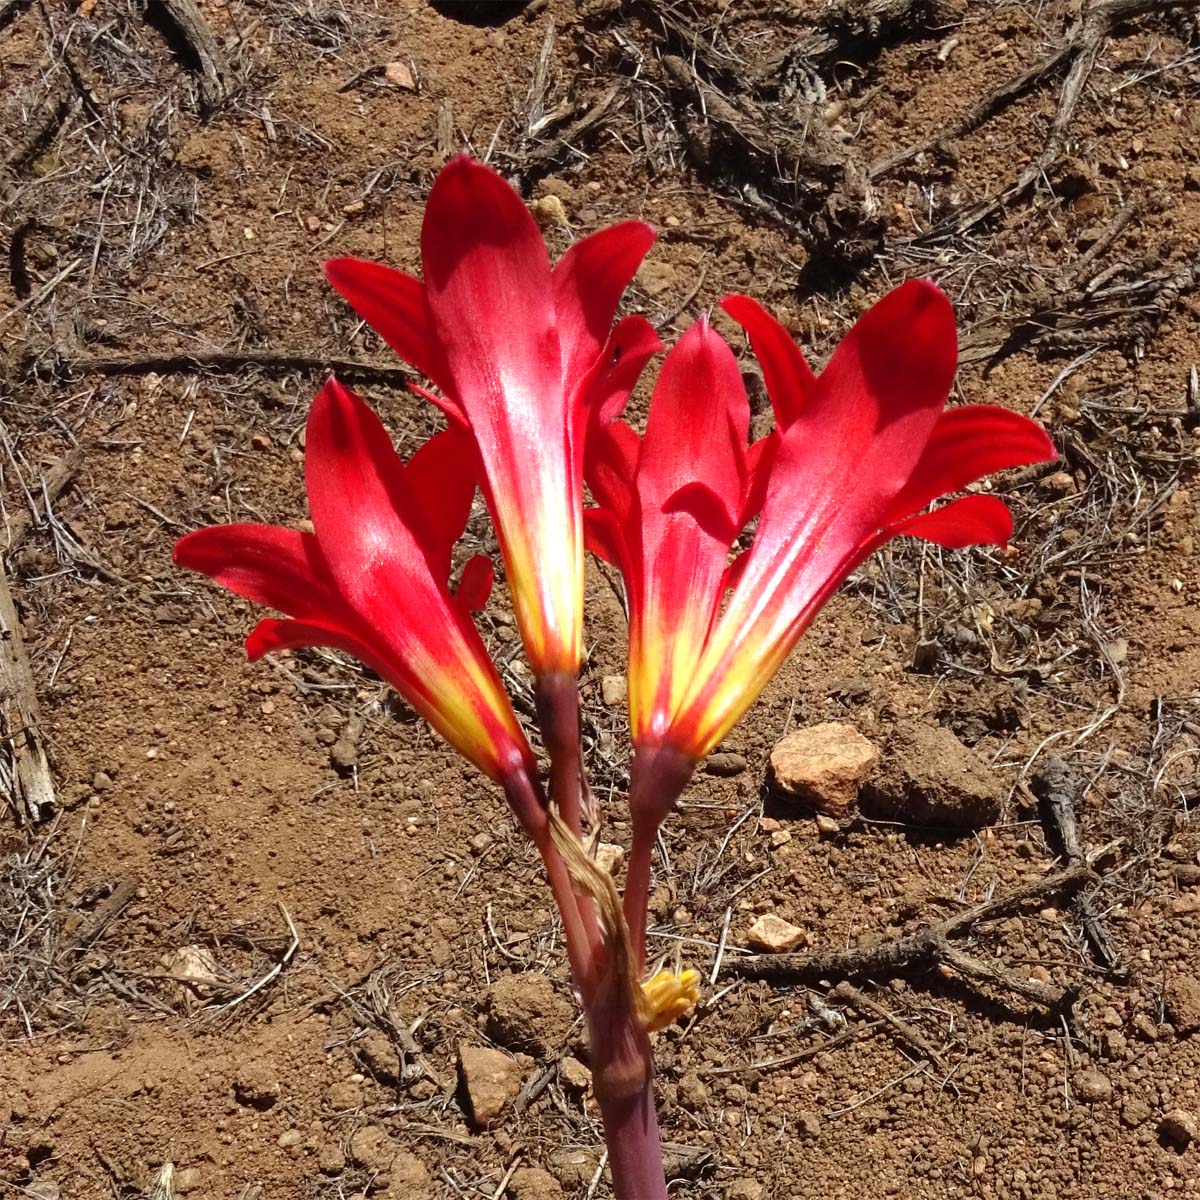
{"left": 589, "top": 280, "right": 1056, "bottom": 834}
{"left": 323, "top": 156, "right": 658, "bottom": 685}
{"left": 174, "top": 378, "right": 542, "bottom": 828}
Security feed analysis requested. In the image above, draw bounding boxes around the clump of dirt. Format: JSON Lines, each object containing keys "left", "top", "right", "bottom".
{"left": 1, "top": 0, "right": 1199, "bottom": 1197}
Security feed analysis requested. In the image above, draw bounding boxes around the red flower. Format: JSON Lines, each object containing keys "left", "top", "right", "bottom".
{"left": 174, "top": 379, "right": 540, "bottom": 823}
{"left": 589, "top": 281, "right": 1056, "bottom": 816}
{"left": 324, "top": 156, "right": 659, "bottom": 683}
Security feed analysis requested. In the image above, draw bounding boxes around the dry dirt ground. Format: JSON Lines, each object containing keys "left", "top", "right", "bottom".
{"left": 2, "top": 0, "right": 1200, "bottom": 1197}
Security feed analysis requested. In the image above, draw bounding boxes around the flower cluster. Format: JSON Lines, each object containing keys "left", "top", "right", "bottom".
{"left": 175, "top": 156, "right": 1054, "bottom": 1200}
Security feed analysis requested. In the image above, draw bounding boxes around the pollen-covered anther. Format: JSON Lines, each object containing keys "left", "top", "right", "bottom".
{"left": 640, "top": 967, "right": 701, "bottom": 1033}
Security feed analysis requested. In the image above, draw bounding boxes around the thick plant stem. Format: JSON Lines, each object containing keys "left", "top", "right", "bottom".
{"left": 535, "top": 672, "right": 587, "bottom": 836}
{"left": 625, "top": 743, "right": 695, "bottom": 973}
{"left": 596, "top": 1074, "right": 668, "bottom": 1200}
{"left": 624, "top": 827, "right": 655, "bottom": 975}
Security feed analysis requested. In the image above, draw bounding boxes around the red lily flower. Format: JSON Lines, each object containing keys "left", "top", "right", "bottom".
{"left": 323, "top": 156, "right": 659, "bottom": 686}
{"left": 174, "top": 378, "right": 542, "bottom": 828}
{"left": 589, "top": 280, "right": 1056, "bottom": 826}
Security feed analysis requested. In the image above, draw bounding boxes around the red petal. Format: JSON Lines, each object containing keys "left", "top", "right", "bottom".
{"left": 420, "top": 157, "right": 560, "bottom": 441}
{"left": 174, "top": 524, "right": 342, "bottom": 621}
{"left": 721, "top": 294, "right": 816, "bottom": 429}
{"left": 583, "top": 508, "right": 629, "bottom": 572}
{"left": 639, "top": 316, "right": 748, "bottom": 538}
{"left": 304, "top": 378, "right": 442, "bottom": 621}
{"left": 323, "top": 258, "right": 458, "bottom": 415}
{"left": 882, "top": 405, "right": 1056, "bottom": 526}
{"left": 585, "top": 418, "right": 640, "bottom": 528}
{"left": 246, "top": 615, "right": 385, "bottom": 668}
{"left": 554, "top": 221, "right": 656, "bottom": 394}
{"left": 454, "top": 554, "right": 494, "bottom": 615}
{"left": 406, "top": 427, "right": 479, "bottom": 584}
{"left": 887, "top": 494, "right": 1015, "bottom": 549}
{"left": 586, "top": 314, "right": 663, "bottom": 426}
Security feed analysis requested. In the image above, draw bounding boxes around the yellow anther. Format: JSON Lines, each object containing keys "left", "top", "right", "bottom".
{"left": 640, "top": 967, "right": 701, "bottom": 1033}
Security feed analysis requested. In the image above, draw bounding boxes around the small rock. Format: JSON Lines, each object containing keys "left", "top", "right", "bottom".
{"left": 1159, "top": 1109, "right": 1197, "bottom": 1150}
{"left": 769, "top": 722, "right": 878, "bottom": 817}
{"left": 637, "top": 259, "right": 679, "bottom": 298}
{"left": 348, "top": 1124, "right": 397, "bottom": 1171}
{"left": 326, "top": 1078, "right": 365, "bottom": 1110}
{"left": 485, "top": 972, "right": 574, "bottom": 1058}
{"left": 173, "top": 1168, "right": 203, "bottom": 1194}
{"left": 1121, "top": 1098, "right": 1152, "bottom": 1128}
{"left": 797, "top": 1110, "right": 821, "bottom": 1137}
{"left": 1074, "top": 1069, "right": 1113, "bottom": 1103}
{"left": 102, "top": 501, "right": 140, "bottom": 530}
{"left": 1164, "top": 975, "right": 1200, "bottom": 1036}
{"left": 594, "top": 842, "right": 624, "bottom": 876}
{"left": 277, "top": 1127, "right": 303, "bottom": 1148}
{"left": 726, "top": 1181, "right": 765, "bottom": 1200}
{"left": 329, "top": 738, "right": 358, "bottom": 774}
{"left": 357, "top": 1028, "right": 401, "bottom": 1084}
{"left": 383, "top": 60, "right": 416, "bottom": 90}
{"left": 548, "top": 1148, "right": 598, "bottom": 1188}
{"left": 1174, "top": 864, "right": 1200, "bottom": 887}
{"left": 508, "top": 1166, "right": 563, "bottom": 1200}
{"left": 814, "top": 814, "right": 840, "bottom": 837}
{"left": 25, "top": 1183, "right": 60, "bottom": 1200}
{"left": 864, "top": 721, "right": 1003, "bottom": 827}
{"left": 530, "top": 195, "right": 569, "bottom": 231}
{"left": 746, "top": 914, "right": 807, "bottom": 953}
{"left": 705, "top": 751, "right": 748, "bottom": 777}
{"left": 234, "top": 1063, "right": 280, "bottom": 1109}
{"left": 559, "top": 1056, "right": 591, "bottom": 1091}
{"left": 770, "top": 830, "right": 792, "bottom": 849}
{"left": 677, "top": 1071, "right": 709, "bottom": 1110}
{"left": 469, "top": 832, "right": 493, "bottom": 855}
{"left": 458, "top": 1044, "right": 525, "bottom": 1127}
{"left": 318, "top": 1143, "right": 346, "bottom": 1174}
{"left": 758, "top": 817, "right": 782, "bottom": 833}
{"left": 383, "top": 1150, "right": 433, "bottom": 1198}
{"left": 600, "top": 675, "right": 627, "bottom": 707}
{"left": 92, "top": 770, "right": 114, "bottom": 792}
{"left": 1044, "top": 471, "right": 1076, "bottom": 494}
{"left": 1171, "top": 893, "right": 1200, "bottom": 916}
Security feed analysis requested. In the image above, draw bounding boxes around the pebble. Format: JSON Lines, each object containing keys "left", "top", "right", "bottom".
{"left": 92, "top": 771, "right": 113, "bottom": 792}
{"left": 1074, "top": 1069, "right": 1113, "bottom": 1103}
{"left": 508, "top": 1166, "right": 564, "bottom": 1200}
{"left": 318, "top": 1143, "right": 346, "bottom": 1174}
{"left": 594, "top": 842, "right": 625, "bottom": 875}
{"left": 25, "top": 1183, "right": 60, "bottom": 1200}
{"left": 600, "top": 675, "right": 627, "bottom": 707}
{"left": 559, "top": 1055, "right": 591, "bottom": 1091}
{"left": 677, "top": 1071, "right": 709, "bottom": 1110}
{"left": 1173, "top": 864, "right": 1200, "bottom": 887}
{"left": 173, "top": 1168, "right": 203, "bottom": 1194}
{"left": 329, "top": 738, "right": 358, "bottom": 773}
{"left": 234, "top": 1063, "right": 280, "bottom": 1109}
{"left": 768, "top": 722, "right": 878, "bottom": 817}
{"left": 1171, "top": 893, "right": 1200, "bottom": 916}
{"left": 705, "top": 751, "right": 748, "bottom": 777}
{"left": 746, "top": 913, "right": 807, "bottom": 953}
{"left": 458, "top": 1043, "right": 526, "bottom": 1127}
{"left": 277, "top": 1127, "right": 303, "bottom": 1148}
{"left": 357, "top": 1028, "right": 401, "bottom": 1084}
{"left": 485, "top": 972, "right": 574, "bottom": 1058}
{"left": 1159, "top": 1109, "right": 1197, "bottom": 1150}
{"left": 1164, "top": 974, "right": 1200, "bottom": 1035}
{"left": 348, "top": 1124, "right": 397, "bottom": 1171}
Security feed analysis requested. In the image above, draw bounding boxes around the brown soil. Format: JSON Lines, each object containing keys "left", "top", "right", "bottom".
{"left": 2, "top": 1, "right": 1199, "bottom": 1198}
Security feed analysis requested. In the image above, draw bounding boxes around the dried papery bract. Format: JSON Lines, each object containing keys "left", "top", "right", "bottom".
{"left": 586, "top": 281, "right": 1057, "bottom": 980}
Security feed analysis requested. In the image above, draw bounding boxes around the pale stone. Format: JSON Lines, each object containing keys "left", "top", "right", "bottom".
{"left": 458, "top": 1044, "right": 525, "bottom": 1127}
{"left": 746, "top": 914, "right": 807, "bottom": 953}
{"left": 769, "top": 722, "right": 878, "bottom": 817}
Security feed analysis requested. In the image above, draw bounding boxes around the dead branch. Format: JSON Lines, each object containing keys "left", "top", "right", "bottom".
{"left": 29, "top": 349, "right": 414, "bottom": 388}
{"left": 3, "top": 449, "right": 82, "bottom": 556}
{"left": 0, "top": 557, "right": 56, "bottom": 824}
{"left": 0, "top": 71, "right": 75, "bottom": 203}
{"left": 61, "top": 879, "right": 138, "bottom": 953}
{"left": 145, "top": 0, "right": 232, "bottom": 111}
{"left": 516, "top": 83, "right": 622, "bottom": 172}
{"left": 728, "top": 863, "right": 1092, "bottom": 1010}
{"left": 1033, "top": 758, "right": 1125, "bottom": 974}
{"left": 832, "top": 980, "right": 948, "bottom": 1071}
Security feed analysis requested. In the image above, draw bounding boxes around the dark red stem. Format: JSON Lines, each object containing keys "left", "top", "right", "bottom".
{"left": 624, "top": 742, "right": 695, "bottom": 974}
